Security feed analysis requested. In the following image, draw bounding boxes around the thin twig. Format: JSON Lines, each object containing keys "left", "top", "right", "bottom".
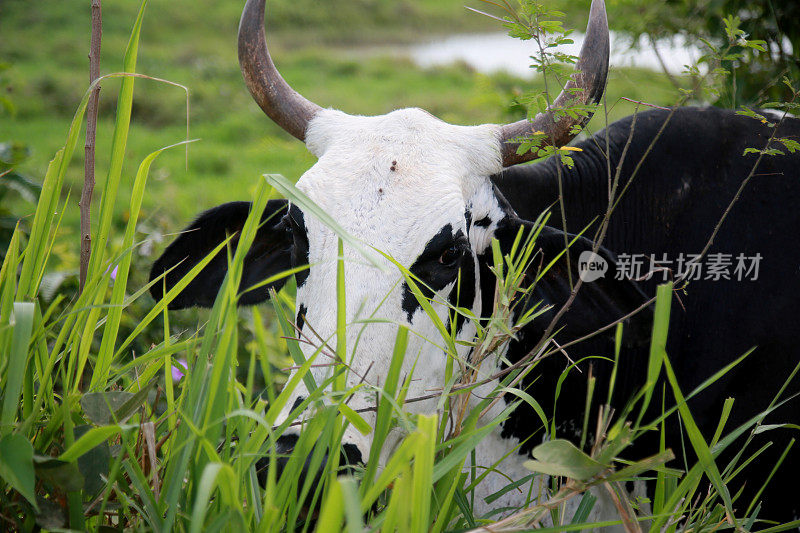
{"left": 620, "top": 97, "right": 670, "bottom": 110}
{"left": 80, "top": 0, "right": 102, "bottom": 292}
{"left": 604, "top": 481, "right": 642, "bottom": 533}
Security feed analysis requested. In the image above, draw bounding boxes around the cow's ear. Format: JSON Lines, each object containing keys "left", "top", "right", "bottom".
{"left": 500, "top": 220, "right": 652, "bottom": 346}
{"left": 149, "top": 200, "right": 292, "bottom": 309}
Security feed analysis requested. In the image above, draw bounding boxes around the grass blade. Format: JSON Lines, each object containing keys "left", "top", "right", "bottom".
{"left": 0, "top": 303, "right": 34, "bottom": 435}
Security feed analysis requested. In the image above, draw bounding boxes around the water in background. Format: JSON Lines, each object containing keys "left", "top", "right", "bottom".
{"left": 406, "top": 31, "right": 702, "bottom": 76}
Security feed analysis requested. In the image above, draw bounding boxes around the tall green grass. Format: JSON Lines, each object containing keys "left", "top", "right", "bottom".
{"left": 0, "top": 2, "right": 798, "bottom": 532}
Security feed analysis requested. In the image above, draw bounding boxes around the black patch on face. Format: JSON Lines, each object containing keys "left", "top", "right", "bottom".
{"left": 443, "top": 251, "right": 476, "bottom": 335}
{"left": 287, "top": 204, "right": 310, "bottom": 287}
{"left": 255, "top": 433, "right": 364, "bottom": 494}
{"left": 464, "top": 209, "right": 473, "bottom": 230}
{"left": 474, "top": 215, "right": 492, "bottom": 228}
{"left": 296, "top": 303, "right": 308, "bottom": 333}
{"left": 400, "top": 223, "right": 473, "bottom": 323}
{"left": 477, "top": 250, "right": 497, "bottom": 324}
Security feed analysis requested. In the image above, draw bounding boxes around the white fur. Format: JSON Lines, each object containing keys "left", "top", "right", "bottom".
{"left": 467, "top": 179, "right": 507, "bottom": 254}
{"left": 279, "top": 107, "right": 503, "bottom": 461}
{"left": 274, "top": 107, "right": 621, "bottom": 522}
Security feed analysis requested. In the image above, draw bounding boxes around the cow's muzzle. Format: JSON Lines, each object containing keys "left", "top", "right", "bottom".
{"left": 255, "top": 433, "right": 364, "bottom": 490}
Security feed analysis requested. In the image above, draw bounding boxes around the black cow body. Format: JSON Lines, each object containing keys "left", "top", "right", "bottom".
{"left": 493, "top": 106, "right": 800, "bottom": 523}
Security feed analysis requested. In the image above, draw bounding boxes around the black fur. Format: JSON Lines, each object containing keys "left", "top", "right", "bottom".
{"left": 400, "top": 223, "right": 471, "bottom": 323}
{"left": 476, "top": 198, "right": 652, "bottom": 454}
{"left": 473, "top": 215, "right": 492, "bottom": 228}
{"left": 288, "top": 204, "right": 310, "bottom": 288}
{"left": 149, "top": 200, "right": 291, "bottom": 309}
{"left": 296, "top": 303, "right": 308, "bottom": 334}
{"left": 492, "top": 107, "right": 800, "bottom": 523}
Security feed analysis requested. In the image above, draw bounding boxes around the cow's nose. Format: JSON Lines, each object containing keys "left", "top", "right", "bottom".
{"left": 340, "top": 442, "right": 364, "bottom": 473}
{"left": 255, "top": 435, "right": 364, "bottom": 488}
{"left": 255, "top": 433, "right": 299, "bottom": 487}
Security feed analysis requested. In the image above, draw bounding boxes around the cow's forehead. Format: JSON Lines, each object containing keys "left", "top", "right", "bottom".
{"left": 301, "top": 108, "right": 502, "bottom": 193}
{"left": 295, "top": 108, "right": 503, "bottom": 254}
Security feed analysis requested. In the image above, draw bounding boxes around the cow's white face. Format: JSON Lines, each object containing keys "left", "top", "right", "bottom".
{"left": 279, "top": 107, "right": 509, "bottom": 465}
{"left": 150, "top": 0, "right": 611, "bottom": 512}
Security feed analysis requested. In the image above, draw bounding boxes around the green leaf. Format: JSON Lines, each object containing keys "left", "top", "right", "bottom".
{"left": 483, "top": 473, "right": 534, "bottom": 504}
{"left": 59, "top": 425, "right": 124, "bottom": 463}
{"left": 316, "top": 476, "right": 345, "bottom": 531}
{"left": 339, "top": 403, "right": 371, "bottom": 436}
{"left": 778, "top": 138, "right": 800, "bottom": 154}
{"left": 83, "top": 381, "right": 155, "bottom": 427}
{"left": 663, "top": 353, "right": 735, "bottom": 515}
{"left": 363, "top": 325, "right": 408, "bottom": 489}
{"left": 34, "top": 497, "right": 67, "bottom": 530}
{"left": 411, "top": 415, "right": 436, "bottom": 531}
{"left": 340, "top": 477, "right": 364, "bottom": 533}
{"left": 0, "top": 302, "right": 34, "bottom": 434}
{"left": 189, "top": 463, "right": 239, "bottom": 533}
{"left": 496, "top": 386, "right": 548, "bottom": 430}
{"left": 524, "top": 439, "right": 605, "bottom": 481}
{"left": 33, "top": 455, "right": 84, "bottom": 492}
{"left": 361, "top": 433, "right": 420, "bottom": 510}
{"left": 92, "top": 139, "right": 196, "bottom": 390}
{"left": 335, "top": 237, "right": 347, "bottom": 392}
{"left": 74, "top": 425, "right": 111, "bottom": 496}
{"left": 571, "top": 491, "right": 598, "bottom": 525}
{"left": 602, "top": 449, "right": 677, "bottom": 483}
{"left": 81, "top": 391, "right": 135, "bottom": 425}
{"left": 0, "top": 434, "right": 38, "bottom": 510}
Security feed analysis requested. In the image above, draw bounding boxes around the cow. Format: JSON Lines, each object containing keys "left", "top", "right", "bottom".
{"left": 149, "top": 0, "right": 800, "bottom": 525}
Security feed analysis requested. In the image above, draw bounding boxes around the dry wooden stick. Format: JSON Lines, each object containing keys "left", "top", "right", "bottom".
{"left": 79, "top": 0, "right": 102, "bottom": 292}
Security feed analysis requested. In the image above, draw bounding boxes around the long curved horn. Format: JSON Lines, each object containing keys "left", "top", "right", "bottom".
{"left": 238, "top": 0, "right": 321, "bottom": 141}
{"left": 500, "top": 0, "right": 609, "bottom": 167}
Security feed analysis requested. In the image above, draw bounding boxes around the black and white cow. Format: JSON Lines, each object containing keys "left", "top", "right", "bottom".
{"left": 150, "top": 0, "right": 800, "bottom": 524}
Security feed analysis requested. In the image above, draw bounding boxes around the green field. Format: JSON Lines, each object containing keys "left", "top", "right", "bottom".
{"left": 1, "top": 0, "right": 682, "bottom": 253}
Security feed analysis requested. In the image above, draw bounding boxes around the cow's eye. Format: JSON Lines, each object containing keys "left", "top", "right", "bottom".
{"left": 439, "top": 245, "right": 465, "bottom": 266}
{"left": 281, "top": 213, "right": 296, "bottom": 232}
